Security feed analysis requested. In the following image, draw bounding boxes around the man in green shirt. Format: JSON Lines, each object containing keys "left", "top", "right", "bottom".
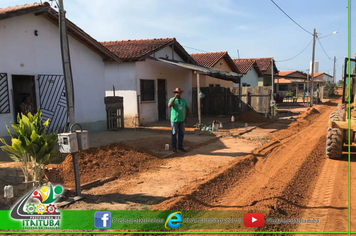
{"left": 168, "top": 87, "right": 189, "bottom": 152}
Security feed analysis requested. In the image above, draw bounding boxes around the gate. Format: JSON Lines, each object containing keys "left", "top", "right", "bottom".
{"left": 192, "top": 87, "right": 241, "bottom": 116}
{"left": 0, "top": 73, "right": 10, "bottom": 114}
{"left": 38, "top": 75, "right": 67, "bottom": 134}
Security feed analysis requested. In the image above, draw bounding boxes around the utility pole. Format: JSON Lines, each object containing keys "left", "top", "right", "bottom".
{"left": 310, "top": 28, "right": 316, "bottom": 107}
{"left": 333, "top": 56, "right": 336, "bottom": 84}
{"left": 58, "top": 0, "right": 81, "bottom": 196}
{"left": 306, "top": 69, "right": 310, "bottom": 104}
{"left": 271, "top": 57, "right": 274, "bottom": 118}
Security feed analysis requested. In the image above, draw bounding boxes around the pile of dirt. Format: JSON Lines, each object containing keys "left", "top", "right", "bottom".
{"left": 237, "top": 111, "right": 271, "bottom": 123}
{"left": 55, "top": 143, "right": 159, "bottom": 189}
{"left": 299, "top": 107, "right": 320, "bottom": 119}
{"left": 269, "top": 107, "right": 323, "bottom": 141}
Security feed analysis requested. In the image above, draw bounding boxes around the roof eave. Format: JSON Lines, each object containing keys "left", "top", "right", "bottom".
{"left": 43, "top": 11, "right": 121, "bottom": 63}
{"left": 0, "top": 3, "right": 121, "bottom": 63}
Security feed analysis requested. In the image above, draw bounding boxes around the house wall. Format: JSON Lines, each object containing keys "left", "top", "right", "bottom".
{"left": 136, "top": 60, "right": 192, "bottom": 125}
{"left": 322, "top": 75, "right": 332, "bottom": 82}
{"left": 0, "top": 14, "right": 108, "bottom": 137}
{"left": 262, "top": 64, "right": 274, "bottom": 86}
{"left": 240, "top": 68, "right": 260, "bottom": 87}
{"left": 258, "top": 77, "right": 264, "bottom": 86}
{"left": 192, "top": 58, "right": 234, "bottom": 88}
{"left": 104, "top": 62, "right": 138, "bottom": 126}
{"left": 153, "top": 46, "right": 184, "bottom": 62}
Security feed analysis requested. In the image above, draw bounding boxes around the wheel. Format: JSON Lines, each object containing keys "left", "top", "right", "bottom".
{"left": 326, "top": 109, "right": 345, "bottom": 159}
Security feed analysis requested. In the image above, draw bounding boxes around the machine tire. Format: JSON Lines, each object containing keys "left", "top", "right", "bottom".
{"left": 326, "top": 110, "right": 345, "bottom": 159}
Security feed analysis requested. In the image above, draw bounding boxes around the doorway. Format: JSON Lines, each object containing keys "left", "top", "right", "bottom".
{"left": 12, "top": 75, "right": 37, "bottom": 121}
{"left": 157, "top": 79, "right": 167, "bottom": 120}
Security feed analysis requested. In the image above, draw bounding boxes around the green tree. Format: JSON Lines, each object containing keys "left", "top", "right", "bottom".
{"left": 324, "top": 81, "right": 337, "bottom": 98}
{"left": 337, "top": 80, "right": 343, "bottom": 88}
{"left": 285, "top": 91, "right": 293, "bottom": 96}
{"left": 0, "top": 109, "right": 59, "bottom": 186}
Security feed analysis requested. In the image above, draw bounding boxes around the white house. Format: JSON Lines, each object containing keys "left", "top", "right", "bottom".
{"left": 102, "top": 38, "right": 199, "bottom": 126}
{"left": 313, "top": 72, "right": 333, "bottom": 83}
{"left": 233, "top": 58, "right": 278, "bottom": 86}
{"left": 232, "top": 59, "right": 263, "bottom": 87}
{"left": 102, "top": 41, "right": 243, "bottom": 126}
{"left": 0, "top": 2, "right": 120, "bottom": 139}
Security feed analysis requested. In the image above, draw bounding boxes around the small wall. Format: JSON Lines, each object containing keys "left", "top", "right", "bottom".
{"left": 0, "top": 167, "right": 27, "bottom": 209}
{"left": 233, "top": 86, "right": 272, "bottom": 114}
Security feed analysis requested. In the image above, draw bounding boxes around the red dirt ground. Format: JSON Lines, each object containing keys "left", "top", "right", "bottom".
{"left": 53, "top": 143, "right": 159, "bottom": 189}
{"left": 237, "top": 111, "right": 271, "bottom": 123}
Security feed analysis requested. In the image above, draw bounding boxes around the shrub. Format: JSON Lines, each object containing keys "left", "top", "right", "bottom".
{"left": 0, "top": 109, "right": 59, "bottom": 186}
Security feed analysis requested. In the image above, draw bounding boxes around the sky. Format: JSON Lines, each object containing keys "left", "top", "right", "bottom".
{"left": 0, "top": 0, "right": 354, "bottom": 82}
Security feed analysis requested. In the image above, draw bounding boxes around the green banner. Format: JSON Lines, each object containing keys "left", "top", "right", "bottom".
{"left": 0, "top": 210, "right": 258, "bottom": 230}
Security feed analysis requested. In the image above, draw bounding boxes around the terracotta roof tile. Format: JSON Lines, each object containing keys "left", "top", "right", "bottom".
{"left": 101, "top": 38, "right": 175, "bottom": 61}
{"left": 0, "top": 2, "right": 48, "bottom": 18}
{"left": 278, "top": 70, "right": 298, "bottom": 76}
{"left": 249, "top": 57, "right": 273, "bottom": 72}
{"left": 237, "top": 57, "right": 278, "bottom": 73}
{"left": 232, "top": 59, "right": 263, "bottom": 77}
{"left": 190, "top": 51, "right": 228, "bottom": 68}
{"left": 232, "top": 59, "right": 255, "bottom": 74}
{"left": 189, "top": 51, "right": 240, "bottom": 73}
{"left": 311, "top": 72, "right": 332, "bottom": 82}
{"left": 312, "top": 72, "right": 324, "bottom": 78}
{"left": 274, "top": 78, "right": 292, "bottom": 84}
{"left": 276, "top": 71, "right": 307, "bottom": 83}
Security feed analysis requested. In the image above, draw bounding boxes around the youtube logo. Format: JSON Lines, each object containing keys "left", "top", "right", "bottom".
{"left": 244, "top": 213, "right": 264, "bottom": 227}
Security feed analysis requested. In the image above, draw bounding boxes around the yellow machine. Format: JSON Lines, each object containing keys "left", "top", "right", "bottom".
{"left": 326, "top": 54, "right": 356, "bottom": 159}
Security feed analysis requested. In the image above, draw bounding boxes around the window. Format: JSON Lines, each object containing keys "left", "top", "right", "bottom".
{"left": 215, "top": 84, "right": 221, "bottom": 87}
{"left": 279, "top": 84, "right": 288, "bottom": 91}
{"left": 140, "top": 80, "right": 155, "bottom": 102}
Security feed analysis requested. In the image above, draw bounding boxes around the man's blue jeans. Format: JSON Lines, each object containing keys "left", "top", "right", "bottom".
{"left": 171, "top": 121, "right": 185, "bottom": 149}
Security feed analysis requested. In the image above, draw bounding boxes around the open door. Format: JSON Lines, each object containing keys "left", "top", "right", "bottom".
{"left": 157, "top": 79, "right": 167, "bottom": 120}
{"left": 12, "top": 75, "right": 37, "bottom": 121}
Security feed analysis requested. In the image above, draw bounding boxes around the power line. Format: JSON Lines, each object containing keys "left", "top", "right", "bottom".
{"left": 182, "top": 45, "right": 209, "bottom": 53}
{"left": 270, "top": 0, "right": 313, "bottom": 36}
{"left": 317, "top": 38, "right": 333, "bottom": 60}
{"left": 276, "top": 40, "right": 312, "bottom": 62}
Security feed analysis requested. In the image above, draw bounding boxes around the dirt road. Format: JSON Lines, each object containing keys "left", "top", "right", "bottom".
{"left": 155, "top": 100, "right": 353, "bottom": 233}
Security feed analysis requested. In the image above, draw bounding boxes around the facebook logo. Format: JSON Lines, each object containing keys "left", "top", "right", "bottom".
{"left": 94, "top": 211, "right": 111, "bottom": 229}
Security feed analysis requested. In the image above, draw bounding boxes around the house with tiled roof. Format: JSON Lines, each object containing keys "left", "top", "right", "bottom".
{"left": 275, "top": 71, "right": 308, "bottom": 97}
{"left": 190, "top": 51, "right": 239, "bottom": 88}
{"left": 102, "top": 38, "right": 199, "bottom": 125}
{"left": 312, "top": 72, "right": 332, "bottom": 84}
{"left": 232, "top": 59, "right": 263, "bottom": 86}
{"left": 237, "top": 57, "right": 279, "bottom": 86}
{"left": 0, "top": 2, "right": 120, "bottom": 139}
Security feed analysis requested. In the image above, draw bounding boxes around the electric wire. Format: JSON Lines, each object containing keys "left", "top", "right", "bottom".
{"left": 317, "top": 38, "right": 333, "bottom": 60}
{"left": 276, "top": 40, "right": 312, "bottom": 62}
{"left": 182, "top": 45, "right": 209, "bottom": 53}
{"left": 270, "top": 0, "right": 313, "bottom": 36}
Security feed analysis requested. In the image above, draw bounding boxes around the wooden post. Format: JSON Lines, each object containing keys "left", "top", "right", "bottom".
{"left": 239, "top": 81, "right": 242, "bottom": 114}
{"left": 271, "top": 58, "right": 274, "bottom": 118}
{"left": 296, "top": 84, "right": 299, "bottom": 100}
{"left": 197, "top": 73, "right": 201, "bottom": 125}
